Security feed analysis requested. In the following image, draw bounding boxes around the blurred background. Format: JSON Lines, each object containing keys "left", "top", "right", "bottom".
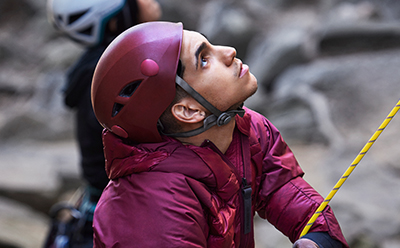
{"left": 1, "top": 0, "right": 400, "bottom": 247}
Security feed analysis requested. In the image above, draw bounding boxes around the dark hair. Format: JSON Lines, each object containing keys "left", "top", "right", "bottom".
{"left": 159, "top": 60, "right": 189, "bottom": 134}
{"left": 176, "top": 59, "right": 184, "bottom": 78}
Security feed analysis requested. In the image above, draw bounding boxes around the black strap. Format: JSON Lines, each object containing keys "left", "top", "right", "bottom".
{"left": 160, "top": 76, "right": 245, "bottom": 138}
{"left": 175, "top": 75, "right": 222, "bottom": 117}
{"left": 242, "top": 178, "right": 252, "bottom": 234}
{"left": 241, "top": 133, "right": 252, "bottom": 235}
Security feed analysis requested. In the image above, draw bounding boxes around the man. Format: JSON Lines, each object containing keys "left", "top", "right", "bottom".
{"left": 91, "top": 21, "right": 349, "bottom": 248}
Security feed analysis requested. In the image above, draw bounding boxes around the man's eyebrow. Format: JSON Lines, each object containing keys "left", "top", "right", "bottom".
{"left": 195, "top": 42, "right": 207, "bottom": 70}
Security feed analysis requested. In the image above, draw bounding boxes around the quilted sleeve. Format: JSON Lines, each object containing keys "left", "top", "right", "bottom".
{"left": 246, "top": 109, "right": 348, "bottom": 247}
{"left": 258, "top": 177, "right": 349, "bottom": 247}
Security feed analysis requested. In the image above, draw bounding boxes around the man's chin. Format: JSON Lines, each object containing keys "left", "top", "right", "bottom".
{"left": 250, "top": 84, "right": 258, "bottom": 97}
{"left": 243, "top": 84, "right": 258, "bottom": 102}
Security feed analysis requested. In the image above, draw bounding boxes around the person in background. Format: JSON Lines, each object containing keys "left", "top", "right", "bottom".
{"left": 45, "top": 0, "right": 161, "bottom": 247}
{"left": 91, "top": 21, "right": 349, "bottom": 248}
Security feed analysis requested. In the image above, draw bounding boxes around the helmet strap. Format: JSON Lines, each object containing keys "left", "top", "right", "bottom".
{"left": 159, "top": 76, "right": 245, "bottom": 138}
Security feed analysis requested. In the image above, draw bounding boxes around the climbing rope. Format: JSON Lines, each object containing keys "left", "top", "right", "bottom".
{"left": 300, "top": 99, "right": 400, "bottom": 238}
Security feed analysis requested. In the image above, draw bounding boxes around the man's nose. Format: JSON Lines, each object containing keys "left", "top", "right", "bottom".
{"left": 217, "top": 46, "right": 237, "bottom": 66}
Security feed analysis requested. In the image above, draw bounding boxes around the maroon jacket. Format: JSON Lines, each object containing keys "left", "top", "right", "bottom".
{"left": 93, "top": 108, "right": 348, "bottom": 247}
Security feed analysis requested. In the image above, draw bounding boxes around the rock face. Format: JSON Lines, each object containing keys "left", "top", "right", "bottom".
{"left": 1, "top": 0, "right": 400, "bottom": 247}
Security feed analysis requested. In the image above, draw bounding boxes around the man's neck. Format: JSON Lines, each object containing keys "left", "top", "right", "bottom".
{"left": 177, "top": 120, "right": 236, "bottom": 154}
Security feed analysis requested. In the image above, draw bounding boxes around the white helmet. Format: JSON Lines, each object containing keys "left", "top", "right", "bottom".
{"left": 47, "top": 0, "right": 129, "bottom": 46}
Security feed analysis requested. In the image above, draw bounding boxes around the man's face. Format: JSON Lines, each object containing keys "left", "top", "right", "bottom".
{"left": 179, "top": 30, "right": 258, "bottom": 112}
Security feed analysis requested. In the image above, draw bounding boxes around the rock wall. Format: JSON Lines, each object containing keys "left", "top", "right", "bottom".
{"left": 1, "top": 0, "right": 400, "bottom": 247}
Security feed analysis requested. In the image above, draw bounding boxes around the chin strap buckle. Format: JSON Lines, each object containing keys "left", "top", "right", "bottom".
{"left": 216, "top": 112, "right": 232, "bottom": 126}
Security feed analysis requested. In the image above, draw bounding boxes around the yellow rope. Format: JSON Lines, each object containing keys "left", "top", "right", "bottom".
{"left": 300, "top": 99, "right": 400, "bottom": 238}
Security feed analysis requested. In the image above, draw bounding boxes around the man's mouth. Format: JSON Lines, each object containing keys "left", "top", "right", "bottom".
{"left": 239, "top": 62, "right": 249, "bottom": 78}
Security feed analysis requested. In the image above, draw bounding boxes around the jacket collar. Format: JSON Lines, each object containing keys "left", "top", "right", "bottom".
{"left": 102, "top": 130, "right": 174, "bottom": 179}
{"left": 102, "top": 108, "right": 252, "bottom": 180}
{"left": 235, "top": 107, "right": 251, "bottom": 137}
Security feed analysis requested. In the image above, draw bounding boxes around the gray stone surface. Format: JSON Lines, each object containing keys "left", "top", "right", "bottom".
{"left": 0, "top": 197, "right": 49, "bottom": 248}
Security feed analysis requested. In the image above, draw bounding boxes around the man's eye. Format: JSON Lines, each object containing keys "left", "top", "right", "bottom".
{"left": 201, "top": 57, "right": 208, "bottom": 67}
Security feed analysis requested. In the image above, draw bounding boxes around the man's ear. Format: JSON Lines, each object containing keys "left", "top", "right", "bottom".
{"left": 171, "top": 98, "right": 206, "bottom": 124}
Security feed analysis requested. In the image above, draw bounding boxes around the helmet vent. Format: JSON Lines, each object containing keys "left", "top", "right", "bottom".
{"left": 78, "top": 26, "right": 93, "bottom": 36}
{"left": 118, "top": 80, "right": 142, "bottom": 98}
{"left": 68, "top": 10, "right": 89, "bottom": 25}
{"left": 56, "top": 15, "right": 63, "bottom": 24}
{"left": 112, "top": 103, "right": 124, "bottom": 117}
{"left": 111, "top": 80, "right": 142, "bottom": 117}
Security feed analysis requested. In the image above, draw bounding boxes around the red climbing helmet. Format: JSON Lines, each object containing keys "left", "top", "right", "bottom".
{"left": 91, "top": 21, "right": 182, "bottom": 143}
